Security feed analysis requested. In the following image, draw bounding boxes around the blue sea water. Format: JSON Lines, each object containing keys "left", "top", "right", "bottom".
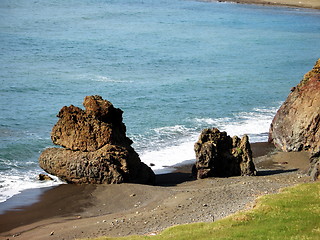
{"left": 0, "top": 0, "right": 320, "bottom": 203}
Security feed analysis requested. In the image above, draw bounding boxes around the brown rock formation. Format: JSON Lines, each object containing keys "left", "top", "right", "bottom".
{"left": 193, "top": 128, "right": 256, "bottom": 179}
{"left": 39, "top": 96, "right": 155, "bottom": 185}
{"left": 51, "top": 95, "right": 132, "bottom": 152}
{"left": 39, "top": 145, "right": 154, "bottom": 184}
{"left": 268, "top": 59, "right": 320, "bottom": 153}
{"left": 269, "top": 59, "right": 320, "bottom": 181}
{"left": 308, "top": 152, "right": 320, "bottom": 181}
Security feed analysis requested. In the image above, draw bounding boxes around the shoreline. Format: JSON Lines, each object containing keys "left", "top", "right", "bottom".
{"left": 0, "top": 142, "right": 313, "bottom": 240}
{"left": 200, "top": 0, "right": 320, "bottom": 10}
{"left": 0, "top": 142, "right": 275, "bottom": 215}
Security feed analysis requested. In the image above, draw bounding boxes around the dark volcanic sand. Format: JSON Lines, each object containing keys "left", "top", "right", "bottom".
{"left": 0, "top": 142, "right": 312, "bottom": 240}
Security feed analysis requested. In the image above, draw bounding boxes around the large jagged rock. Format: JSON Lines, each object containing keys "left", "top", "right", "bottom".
{"left": 51, "top": 95, "right": 132, "bottom": 152}
{"left": 39, "top": 96, "right": 155, "bottom": 185}
{"left": 39, "top": 145, "right": 154, "bottom": 184}
{"left": 193, "top": 128, "right": 256, "bottom": 179}
{"left": 268, "top": 59, "right": 320, "bottom": 153}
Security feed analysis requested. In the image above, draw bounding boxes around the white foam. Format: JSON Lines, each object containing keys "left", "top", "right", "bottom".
{"left": 154, "top": 125, "right": 190, "bottom": 133}
{"left": 139, "top": 136, "right": 197, "bottom": 174}
{"left": 139, "top": 106, "right": 278, "bottom": 172}
{"left": 194, "top": 106, "right": 278, "bottom": 141}
{"left": 0, "top": 169, "right": 63, "bottom": 203}
{"left": 74, "top": 73, "right": 133, "bottom": 83}
{"left": 93, "top": 75, "right": 130, "bottom": 83}
{"left": 0, "top": 106, "right": 278, "bottom": 201}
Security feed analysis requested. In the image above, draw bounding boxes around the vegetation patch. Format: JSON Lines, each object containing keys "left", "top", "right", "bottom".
{"left": 88, "top": 182, "right": 320, "bottom": 240}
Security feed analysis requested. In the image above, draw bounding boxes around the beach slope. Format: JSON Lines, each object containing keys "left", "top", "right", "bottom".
{"left": 0, "top": 143, "right": 312, "bottom": 240}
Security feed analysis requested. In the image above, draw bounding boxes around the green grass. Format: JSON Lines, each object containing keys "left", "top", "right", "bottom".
{"left": 89, "top": 182, "right": 320, "bottom": 240}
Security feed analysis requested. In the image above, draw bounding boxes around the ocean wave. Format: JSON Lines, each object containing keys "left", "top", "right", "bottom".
{"left": 139, "top": 136, "right": 197, "bottom": 174}
{"left": 0, "top": 106, "right": 277, "bottom": 202}
{"left": 77, "top": 74, "right": 133, "bottom": 83}
{"left": 153, "top": 125, "right": 195, "bottom": 139}
{"left": 93, "top": 75, "right": 132, "bottom": 83}
{"left": 138, "top": 106, "right": 278, "bottom": 172}
{"left": 0, "top": 169, "right": 63, "bottom": 203}
{"left": 193, "top": 106, "right": 278, "bottom": 139}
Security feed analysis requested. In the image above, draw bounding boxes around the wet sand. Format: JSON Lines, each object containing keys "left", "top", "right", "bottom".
{"left": 203, "top": 0, "right": 320, "bottom": 9}
{"left": 0, "top": 142, "right": 313, "bottom": 240}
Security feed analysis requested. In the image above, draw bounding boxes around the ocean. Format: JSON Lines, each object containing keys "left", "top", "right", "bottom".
{"left": 0, "top": 0, "right": 320, "bottom": 203}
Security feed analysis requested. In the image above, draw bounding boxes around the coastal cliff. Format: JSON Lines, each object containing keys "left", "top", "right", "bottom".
{"left": 39, "top": 96, "right": 155, "bottom": 185}
{"left": 269, "top": 59, "right": 320, "bottom": 180}
{"left": 269, "top": 59, "right": 320, "bottom": 153}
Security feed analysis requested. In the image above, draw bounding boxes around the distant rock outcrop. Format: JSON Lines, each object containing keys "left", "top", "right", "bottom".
{"left": 193, "top": 128, "right": 256, "bottom": 179}
{"left": 268, "top": 59, "right": 320, "bottom": 153}
{"left": 39, "top": 96, "right": 155, "bottom": 185}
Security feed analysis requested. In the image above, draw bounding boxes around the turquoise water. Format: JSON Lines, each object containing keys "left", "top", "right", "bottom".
{"left": 0, "top": 0, "right": 320, "bottom": 202}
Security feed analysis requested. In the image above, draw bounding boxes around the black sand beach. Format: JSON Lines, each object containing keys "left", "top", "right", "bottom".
{"left": 0, "top": 142, "right": 312, "bottom": 240}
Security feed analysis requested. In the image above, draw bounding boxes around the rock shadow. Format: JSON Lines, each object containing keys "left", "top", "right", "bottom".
{"left": 155, "top": 172, "right": 195, "bottom": 186}
{"left": 257, "top": 168, "right": 298, "bottom": 176}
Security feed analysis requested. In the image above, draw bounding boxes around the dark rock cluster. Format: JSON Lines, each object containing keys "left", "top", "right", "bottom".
{"left": 193, "top": 128, "right": 256, "bottom": 179}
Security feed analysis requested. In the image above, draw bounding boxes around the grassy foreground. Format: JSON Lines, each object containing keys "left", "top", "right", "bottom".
{"left": 90, "top": 182, "right": 320, "bottom": 240}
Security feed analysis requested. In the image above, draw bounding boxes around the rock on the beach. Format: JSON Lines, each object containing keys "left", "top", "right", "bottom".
{"left": 308, "top": 152, "right": 320, "bottom": 181}
{"left": 39, "top": 145, "right": 155, "bottom": 184}
{"left": 38, "top": 174, "right": 53, "bottom": 181}
{"left": 39, "top": 95, "right": 155, "bottom": 185}
{"left": 268, "top": 59, "right": 320, "bottom": 153}
{"left": 193, "top": 128, "right": 256, "bottom": 179}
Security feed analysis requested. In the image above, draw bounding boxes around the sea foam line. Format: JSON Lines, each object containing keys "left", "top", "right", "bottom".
{"left": 194, "top": 106, "right": 278, "bottom": 139}
{"left": 138, "top": 106, "right": 278, "bottom": 173}
{"left": 0, "top": 169, "right": 63, "bottom": 203}
{"left": 139, "top": 135, "right": 198, "bottom": 174}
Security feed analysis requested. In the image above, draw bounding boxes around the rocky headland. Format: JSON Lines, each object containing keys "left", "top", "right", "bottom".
{"left": 269, "top": 59, "right": 320, "bottom": 180}
{"left": 39, "top": 95, "right": 155, "bottom": 185}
